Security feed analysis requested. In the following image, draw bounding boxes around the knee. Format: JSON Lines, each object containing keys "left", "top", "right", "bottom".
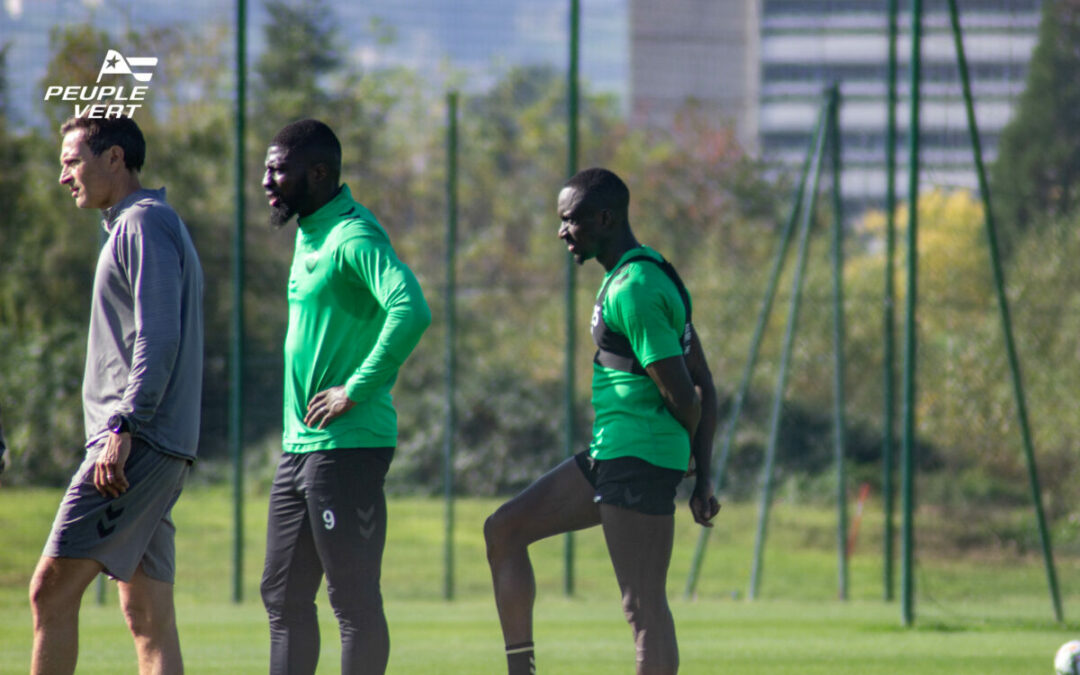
{"left": 261, "top": 577, "right": 316, "bottom": 627}
{"left": 620, "top": 589, "right": 642, "bottom": 628}
{"left": 259, "top": 575, "right": 275, "bottom": 612}
{"left": 330, "top": 592, "right": 384, "bottom": 634}
{"left": 260, "top": 578, "right": 287, "bottom": 621}
{"left": 28, "top": 572, "right": 53, "bottom": 622}
{"left": 328, "top": 579, "right": 383, "bottom": 619}
{"left": 28, "top": 569, "right": 48, "bottom": 612}
{"left": 619, "top": 588, "right": 668, "bottom": 633}
{"left": 29, "top": 565, "right": 74, "bottom": 624}
{"left": 121, "top": 594, "right": 173, "bottom": 639}
{"left": 483, "top": 509, "right": 513, "bottom": 562}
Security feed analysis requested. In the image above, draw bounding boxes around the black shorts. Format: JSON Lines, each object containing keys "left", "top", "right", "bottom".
{"left": 574, "top": 451, "right": 684, "bottom": 516}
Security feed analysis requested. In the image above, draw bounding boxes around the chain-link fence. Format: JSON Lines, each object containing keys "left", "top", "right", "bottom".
{"left": 2, "top": 2, "right": 1075, "bottom": 569}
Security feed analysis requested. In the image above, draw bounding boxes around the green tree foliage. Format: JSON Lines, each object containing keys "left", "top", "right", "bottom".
{"left": 0, "top": 29, "right": 111, "bottom": 484}
{"left": 613, "top": 102, "right": 782, "bottom": 267}
{"left": 0, "top": 23, "right": 240, "bottom": 483}
{"left": 254, "top": 0, "right": 343, "bottom": 130}
{"left": 392, "top": 64, "right": 624, "bottom": 495}
{"left": 991, "top": 0, "right": 1080, "bottom": 247}
{"left": 15, "top": 4, "right": 1014, "bottom": 512}
{"left": 839, "top": 191, "right": 1080, "bottom": 539}
{"left": 998, "top": 210, "right": 1080, "bottom": 520}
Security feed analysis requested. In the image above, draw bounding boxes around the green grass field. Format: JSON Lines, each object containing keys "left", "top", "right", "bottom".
{"left": 2, "top": 484, "right": 1078, "bottom": 673}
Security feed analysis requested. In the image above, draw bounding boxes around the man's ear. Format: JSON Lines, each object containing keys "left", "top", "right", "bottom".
{"left": 309, "top": 161, "right": 329, "bottom": 185}
{"left": 106, "top": 145, "right": 126, "bottom": 172}
{"left": 599, "top": 207, "right": 616, "bottom": 231}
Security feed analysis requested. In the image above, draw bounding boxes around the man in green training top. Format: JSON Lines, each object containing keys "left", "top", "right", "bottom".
{"left": 260, "top": 119, "right": 431, "bottom": 675}
{"left": 485, "top": 167, "right": 720, "bottom": 675}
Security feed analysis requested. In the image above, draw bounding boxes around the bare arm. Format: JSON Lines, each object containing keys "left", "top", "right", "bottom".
{"left": 646, "top": 325, "right": 720, "bottom": 527}
{"left": 682, "top": 325, "right": 720, "bottom": 526}
{"left": 644, "top": 354, "right": 701, "bottom": 440}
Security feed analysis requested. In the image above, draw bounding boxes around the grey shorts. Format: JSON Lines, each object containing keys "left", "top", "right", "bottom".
{"left": 42, "top": 438, "right": 190, "bottom": 583}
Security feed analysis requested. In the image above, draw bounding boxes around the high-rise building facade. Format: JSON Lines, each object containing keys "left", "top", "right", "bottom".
{"left": 630, "top": 0, "right": 1042, "bottom": 215}
{"left": 630, "top": 0, "right": 761, "bottom": 151}
{"left": 759, "top": 0, "right": 1041, "bottom": 213}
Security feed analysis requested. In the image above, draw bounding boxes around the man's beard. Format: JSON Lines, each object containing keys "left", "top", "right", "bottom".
{"left": 268, "top": 180, "right": 309, "bottom": 229}
{"left": 269, "top": 202, "right": 296, "bottom": 229}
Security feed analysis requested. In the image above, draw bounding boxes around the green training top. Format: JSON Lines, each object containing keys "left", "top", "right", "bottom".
{"left": 589, "top": 246, "right": 692, "bottom": 471}
{"left": 283, "top": 184, "right": 431, "bottom": 453}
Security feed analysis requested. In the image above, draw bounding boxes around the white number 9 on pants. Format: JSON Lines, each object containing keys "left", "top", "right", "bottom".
{"left": 322, "top": 509, "right": 336, "bottom": 530}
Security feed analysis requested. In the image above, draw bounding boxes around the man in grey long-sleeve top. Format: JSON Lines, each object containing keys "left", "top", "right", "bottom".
{"left": 29, "top": 114, "right": 203, "bottom": 675}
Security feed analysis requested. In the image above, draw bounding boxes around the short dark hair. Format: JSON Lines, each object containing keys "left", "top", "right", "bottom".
{"left": 60, "top": 114, "right": 146, "bottom": 172}
{"left": 270, "top": 118, "right": 342, "bottom": 181}
{"left": 564, "top": 167, "right": 630, "bottom": 220}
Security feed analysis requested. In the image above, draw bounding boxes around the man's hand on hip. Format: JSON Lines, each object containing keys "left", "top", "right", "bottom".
{"left": 304, "top": 386, "right": 357, "bottom": 430}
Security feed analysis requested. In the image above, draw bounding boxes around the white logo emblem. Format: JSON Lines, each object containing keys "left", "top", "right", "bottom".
{"left": 97, "top": 50, "right": 158, "bottom": 83}
{"left": 43, "top": 49, "right": 158, "bottom": 119}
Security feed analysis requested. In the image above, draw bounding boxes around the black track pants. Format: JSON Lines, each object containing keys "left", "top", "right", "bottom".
{"left": 260, "top": 448, "right": 393, "bottom": 675}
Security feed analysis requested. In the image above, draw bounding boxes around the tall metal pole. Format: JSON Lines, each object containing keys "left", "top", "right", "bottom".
{"left": 230, "top": 0, "right": 247, "bottom": 604}
{"left": 900, "top": 0, "right": 923, "bottom": 628}
{"left": 945, "top": 0, "right": 1063, "bottom": 622}
{"left": 827, "top": 84, "right": 848, "bottom": 601}
{"left": 563, "top": 0, "right": 580, "bottom": 598}
{"left": 443, "top": 91, "right": 459, "bottom": 602}
{"left": 882, "top": 0, "right": 900, "bottom": 604}
{"left": 684, "top": 109, "right": 825, "bottom": 599}
{"left": 749, "top": 105, "right": 830, "bottom": 600}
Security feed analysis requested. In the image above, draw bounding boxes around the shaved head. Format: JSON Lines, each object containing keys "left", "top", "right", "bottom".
{"left": 270, "top": 118, "right": 342, "bottom": 185}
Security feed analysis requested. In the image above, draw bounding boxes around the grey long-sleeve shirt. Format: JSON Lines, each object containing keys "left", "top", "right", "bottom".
{"left": 83, "top": 188, "right": 204, "bottom": 460}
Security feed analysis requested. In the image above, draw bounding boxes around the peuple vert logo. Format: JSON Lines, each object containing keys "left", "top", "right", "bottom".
{"left": 43, "top": 49, "right": 159, "bottom": 119}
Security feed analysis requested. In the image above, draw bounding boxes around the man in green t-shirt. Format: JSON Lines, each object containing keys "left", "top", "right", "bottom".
{"left": 485, "top": 168, "right": 720, "bottom": 674}
{"left": 260, "top": 119, "right": 431, "bottom": 675}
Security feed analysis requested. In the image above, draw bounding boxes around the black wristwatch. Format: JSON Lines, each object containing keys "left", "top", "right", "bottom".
{"left": 107, "top": 413, "right": 131, "bottom": 435}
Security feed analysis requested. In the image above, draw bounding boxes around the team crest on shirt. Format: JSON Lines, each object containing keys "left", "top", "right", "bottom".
{"left": 304, "top": 252, "right": 319, "bottom": 272}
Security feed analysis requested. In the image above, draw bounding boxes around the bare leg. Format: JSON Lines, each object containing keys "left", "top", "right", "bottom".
{"left": 118, "top": 564, "right": 183, "bottom": 675}
{"left": 601, "top": 505, "right": 678, "bottom": 675}
{"left": 29, "top": 556, "right": 103, "bottom": 675}
{"left": 484, "top": 457, "right": 600, "bottom": 646}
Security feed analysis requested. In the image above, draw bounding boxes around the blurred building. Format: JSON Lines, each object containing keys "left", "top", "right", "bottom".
{"left": 6, "top": 0, "right": 1043, "bottom": 217}
{"left": 629, "top": 0, "right": 762, "bottom": 152}
{"left": 760, "top": 0, "right": 1040, "bottom": 214}
{"left": 630, "top": 0, "right": 1042, "bottom": 215}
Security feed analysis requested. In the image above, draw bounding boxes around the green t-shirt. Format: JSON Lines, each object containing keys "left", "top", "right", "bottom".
{"left": 283, "top": 185, "right": 431, "bottom": 452}
{"left": 589, "top": 246, "right": 692, "bottom": 471}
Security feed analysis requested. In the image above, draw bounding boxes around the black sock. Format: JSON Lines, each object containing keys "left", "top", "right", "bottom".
{"left": 505, "top": 641, "right": 535, "bottom": 675}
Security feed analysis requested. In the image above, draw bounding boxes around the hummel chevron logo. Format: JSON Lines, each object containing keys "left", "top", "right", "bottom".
{"left": 97, "top": 503, "right": 125, "bottom": 538}
{"left": 357, "top": 505, "right": 376, "bottom": 540}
